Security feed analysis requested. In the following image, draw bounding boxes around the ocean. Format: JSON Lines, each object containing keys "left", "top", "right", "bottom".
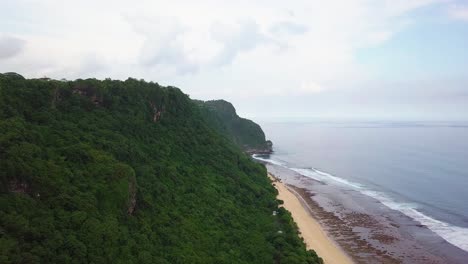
{"left": 255, "top": 121, "right": 468, "bottom": 263}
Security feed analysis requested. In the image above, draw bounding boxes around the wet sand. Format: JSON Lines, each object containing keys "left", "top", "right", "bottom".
{"left": 269, "top": 174, "right": 354, "bottom": 264}
{"left": 267, "top": 164, "right": 468, "bottom": 264}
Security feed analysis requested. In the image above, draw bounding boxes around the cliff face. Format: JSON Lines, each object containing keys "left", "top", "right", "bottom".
{"left": 0, "top": 73, "right": 319, "bottom": 264}
{"left": 196, "top": 99, "right": 273, "bottom": 154}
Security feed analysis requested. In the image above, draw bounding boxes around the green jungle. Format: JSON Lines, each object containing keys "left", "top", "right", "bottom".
{"left": 0, "top": 73, "right": 322, "bottom": 264}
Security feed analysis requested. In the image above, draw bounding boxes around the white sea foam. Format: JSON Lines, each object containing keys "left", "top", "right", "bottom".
{"left": 297, "top": 168, "right": 468, "bottom": 252}
{"left": 252, "top": 155, "right": 468, "bottom": 252}
{"left": 365, "top": 190, "right": 468, "bottom": 252}
{"left": 292, "top": 168, "right": 365, "bottom": 189}
{"left": 252, "top": 154, "right": 286, "bottom": 166}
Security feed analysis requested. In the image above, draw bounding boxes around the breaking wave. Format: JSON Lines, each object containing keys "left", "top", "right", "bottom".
{"left": 253, "top": 155, "right": 468, "bottom": 252}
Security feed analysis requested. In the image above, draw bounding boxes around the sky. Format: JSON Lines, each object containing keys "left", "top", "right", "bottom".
{"left": 1, "top": 0, "right": 468, "bottom": 121}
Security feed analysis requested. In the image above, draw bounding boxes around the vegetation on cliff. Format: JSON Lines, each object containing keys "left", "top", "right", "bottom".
{"left": 0, "top": 73, "right": 321, "bottom": 264}
{"left": 196, "top": 99, "right": 272, "bottom": 153}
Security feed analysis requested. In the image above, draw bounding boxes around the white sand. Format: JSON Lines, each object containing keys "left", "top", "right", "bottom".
{"left": 270, "top": 174, "right": 354, "bottom": 264}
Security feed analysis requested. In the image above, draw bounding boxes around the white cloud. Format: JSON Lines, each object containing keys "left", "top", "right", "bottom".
{"left": 0, "top": 35, "right": 25, "bottom": 59}
{"left": 448, "top": 4, "right": 468, "bottom": 21}
{"left": 269, "top": 21, "right": 308, "bottom": 36}
{"left": 299, "top": 81, "right": 326, "bottom": 94}
{"left": 210, "top": 19, "right": 276, "bottom": 67}
{"left": 0, "top": 0, "right": 457, "bottom": 120}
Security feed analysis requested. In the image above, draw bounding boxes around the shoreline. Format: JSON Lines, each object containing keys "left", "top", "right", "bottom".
{"left": 269, "top": 174, "right": 354, "bottom": 264}
{"left": 265, "top": 163, "right": 468, "bottom": 264}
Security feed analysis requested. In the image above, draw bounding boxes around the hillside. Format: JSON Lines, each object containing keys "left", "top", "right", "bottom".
{"left": 196, "top": 100, "right": 273, "bottom": 154}
{"left": 0, "top": 73, "right": 321, "bottom": 264}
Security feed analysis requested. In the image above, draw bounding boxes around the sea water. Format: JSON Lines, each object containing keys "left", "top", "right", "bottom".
{"left": 255, "top": 121, "right": 468, "bottom": 253}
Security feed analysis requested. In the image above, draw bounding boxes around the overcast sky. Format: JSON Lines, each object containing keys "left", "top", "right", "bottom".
{"left": 1, "top": 0, "right": 468, "bottom": 121}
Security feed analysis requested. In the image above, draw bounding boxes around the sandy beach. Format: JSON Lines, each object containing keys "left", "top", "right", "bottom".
{"left": 269, "top": 174, "right": 354, "bottom": 264}
{"left": 263, "top": 162, "right": 468, "bottom": 264}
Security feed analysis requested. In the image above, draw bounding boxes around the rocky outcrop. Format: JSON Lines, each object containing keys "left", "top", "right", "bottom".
{"left": 127, "top": 175, "right": 137, "bottom": 215}
{"left": 245, "top": 140, "right": 273, "bottom": 155}
{"left": 8, "top": 179, "right": 30, "bottom": 194}
{"left": 71, "top": 84, "right": 103, "bottom": 106}
{"left": 149, "top": 102, "right": 164, "bottom": 122}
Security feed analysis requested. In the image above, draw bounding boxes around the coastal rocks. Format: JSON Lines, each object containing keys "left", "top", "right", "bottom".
{"left": 245, "top": 140, "right": 274, "bottom": 155}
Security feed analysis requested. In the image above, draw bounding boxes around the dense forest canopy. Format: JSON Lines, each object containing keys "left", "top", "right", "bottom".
{"left": 196, "top": 99, "right": 273, "bottom": 153}
{"left": 0, "top": 73, "right": 321, "bottom": 263}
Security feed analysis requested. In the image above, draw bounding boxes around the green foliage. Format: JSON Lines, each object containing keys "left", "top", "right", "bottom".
{"left": 0, "top": 73, "right": 321, "bottom": 263}
{"left": 196, "top": 99, "right": 271, "bottom": 150}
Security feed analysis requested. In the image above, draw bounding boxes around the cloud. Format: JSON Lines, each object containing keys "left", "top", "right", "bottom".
{"left": 298, "top": 81, "right": 325, "bottom": 94}
{"left": 73, "top": 54, "right": 107, "bottom": 77}
{"left": 210, "top": 20, "right": 274, "bottom": 67}
{"left": 126, "top": 16, "right": 199, "bottom": 75}
{"left": 448, "top": 4, "right": 468, "bottom": 21}
{"left": 129, "top": 17, "right": 277, "bottom": 74}
{"left": 1, "top": 0, "right": 445, "bottom": 81}
{"left": 269, "top": 21, "right": 308, "bottom": 36}
{"left": 0, "top": 35, "right": 25, "bottom": 59}
{"left": 1, "top": 0, "right": 465, "bottom": 120}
